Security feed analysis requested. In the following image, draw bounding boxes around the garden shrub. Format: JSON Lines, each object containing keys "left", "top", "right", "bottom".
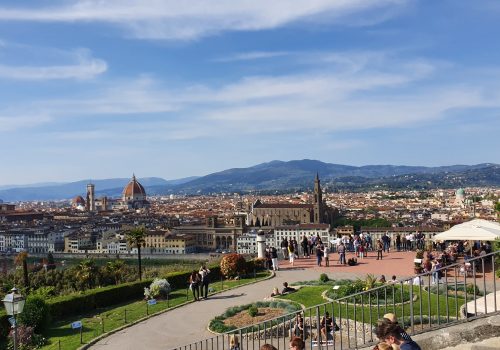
{"left": 144, "top": 278, "right": 171, "bottom": 300}
{"left": 17, "top": 296, "right": 50, "bottom": 332}
{"left": 248, "top": 258, "right": 266, "bottom": 272}
{"left": 48, "top": 266, "right": 222, "bottom": 321}
{"left": 7, "top": 324, "right": 47, "bottom": 350}
{"left": 428, "top": 283, "right": 483, "bottom": 298}
{"left": 47, "top": 279, "right": 153, "bottom": 320}
{"left": 247, "top": 305, "right": 258, "bottom": 317}
{"left": 220, "top": 254, "right": 247, "bottom": 278}
{"left": 319, "top": 273, "right": 329, "bottom": 283}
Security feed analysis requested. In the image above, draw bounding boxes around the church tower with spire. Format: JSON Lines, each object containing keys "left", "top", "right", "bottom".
{"left": 313, "top": 173, "right": 323, "bottom": 224}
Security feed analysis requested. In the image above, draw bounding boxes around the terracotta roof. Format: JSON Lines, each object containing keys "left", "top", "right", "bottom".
{"left": 72, "top": 196, "right": 85, "bottom": 205}
{"left": 123, "top": 175, "right": 146, "bottom": 198}
{"left": 254, "top": 203, "right": 313, "bottom": 209}
{"left": 276, "top": 224, "right": 330, "bottom": 230}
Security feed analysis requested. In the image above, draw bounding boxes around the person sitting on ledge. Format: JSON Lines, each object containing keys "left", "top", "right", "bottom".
{"left": 281, "top": 282, "right": 296, "bottom": 294}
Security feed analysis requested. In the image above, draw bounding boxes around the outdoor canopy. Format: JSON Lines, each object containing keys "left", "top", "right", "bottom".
{"left": 432, "top": 219, "right": 500, "bottom": 241}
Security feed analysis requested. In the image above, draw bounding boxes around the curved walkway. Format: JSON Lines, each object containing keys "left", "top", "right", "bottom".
{"left": 90, "top": 251, "right": 416, "bottom": 350}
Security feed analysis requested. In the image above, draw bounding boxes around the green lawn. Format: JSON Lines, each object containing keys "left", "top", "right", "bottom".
{"left": 279, "top": 284, "right": 466, "bottom": 331}
{"left": 40, "top": 271, "right": 269, "bottom": 350}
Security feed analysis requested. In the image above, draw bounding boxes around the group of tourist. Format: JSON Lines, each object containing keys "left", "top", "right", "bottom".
{"left": 276, "top": 235, "right": 330, "bottom": 267}
{"left": 188, "top": 264, "right": 211, "bottom": 301}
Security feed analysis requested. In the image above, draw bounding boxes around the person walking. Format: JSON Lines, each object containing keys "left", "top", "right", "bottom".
{"left": 280, "top": 238, "right": 289, "bottom": 260}
{"left": 292, "top": 238, "right": 299, "bottom": 259}
{"left": 301, "top": 235, "right": 309, "bottom": 258}
{"left": 288, "top": 242, "right": 295, "bottom": 266}
{"left": 324, "top": 244, "right": 330, "bottom": 267}
{"left": 382, "top": 233, "right": 390, "bottom": 253}
{"left": 189, "top": 270, "right": 201, "bottom": 301}
{"left": 359, "top": 243, "right": 365, "bottom": 259}
{"left": 376, "top": 239, "right": 383, "bottom": 260}
{"left": 316, "top": 242, "right": 323, "bottom": 267}
{"left": 338, "top": 242, "right": 346, "bottom": 265}
{"left": 270, "top": 246, "right": 279, "bottom": 271}
{"left": 199, "top": 264, "right": 211, "bottom": 299}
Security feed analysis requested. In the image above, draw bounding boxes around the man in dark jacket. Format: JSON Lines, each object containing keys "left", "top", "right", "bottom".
{"left": 280, "top": 238, "right": 289, "bottom": 260}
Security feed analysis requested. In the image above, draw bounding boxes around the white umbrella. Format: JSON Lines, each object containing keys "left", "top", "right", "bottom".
{"left": 432, "top": 219, "right": 500, "bottom": 241}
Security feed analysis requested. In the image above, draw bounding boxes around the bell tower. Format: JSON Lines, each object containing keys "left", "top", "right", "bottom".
{"left": 313, "top": 173, "right": 323, "bottom": 224}
{"left": 86, "top": 183, "right": 95, "bottom": 212}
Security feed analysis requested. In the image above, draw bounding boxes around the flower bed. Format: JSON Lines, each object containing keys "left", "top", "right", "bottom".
{"left": 208, "top": 300, "right": 301, "bottom": 334}
{"left": 325, "top": 280, "right": 411, "bottom": 304}
{"left": 426, "top": 282, "right": 483, "bottom": 299}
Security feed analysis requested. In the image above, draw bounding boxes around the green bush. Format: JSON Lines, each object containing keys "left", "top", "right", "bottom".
{"left": 48, "top": 265, "right": 221, "bottom": 321}
{"left": 47, "top": 279, "right": 153, "bottom": 320}
{"left": 319, "top": 273, "right": 329, "bottom": 283}
{"left": 428, "top": 283, "right": 483, "bottom": 298}
{"left": 291, "top": 279, "right": 350, "bottom": 286}
{"left": 246, "top": 258, "right": 266, "bottom": 272}
{"left": 17, "top": 296, "right": 50, "bottom": 332}
{"left": 247, "top": 305, "right": 258, "bottom": 317}
{"left": 220, "top": 254, "right": 247, "bottom": 278}
{"left": 327, "top": 282, "right": 411, "bottom": 304}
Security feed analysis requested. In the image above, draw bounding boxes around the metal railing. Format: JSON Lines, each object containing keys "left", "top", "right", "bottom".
{"left": 172, "top": 250, "right": 499, "bottom": 350}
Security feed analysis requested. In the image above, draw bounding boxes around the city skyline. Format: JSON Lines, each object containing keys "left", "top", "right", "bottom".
{"left": 0, "top": 1, "right": 499, "bottom": 184}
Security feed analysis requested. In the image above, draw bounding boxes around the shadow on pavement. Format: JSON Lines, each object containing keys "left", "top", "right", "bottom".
{"left": 207, "top": 293, "right": 245, "bottom": 300}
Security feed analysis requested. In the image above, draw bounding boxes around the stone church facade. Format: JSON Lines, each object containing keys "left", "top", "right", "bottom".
{"left": 250, "top": 174, "right": 337, "bottom": 227}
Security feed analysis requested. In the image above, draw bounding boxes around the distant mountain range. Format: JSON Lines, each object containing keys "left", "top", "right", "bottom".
{"left": 0, "top": 176, "right": 198, "bottom": 202}
{"left": 0, "top": 160, "right": 498, "bottom": 201}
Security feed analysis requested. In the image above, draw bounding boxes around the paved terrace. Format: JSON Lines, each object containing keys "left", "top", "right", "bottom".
{"left": 90, "top": 250, "right": 497, "bottom": 350}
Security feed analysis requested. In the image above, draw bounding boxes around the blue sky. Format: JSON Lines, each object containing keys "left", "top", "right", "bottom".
{"left": 0, "top": 0, "right": 498, "bottom": 185}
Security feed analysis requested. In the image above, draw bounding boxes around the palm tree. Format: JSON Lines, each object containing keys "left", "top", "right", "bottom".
{"left": 14, "top": 251, "right": 29, "bottom": 292}
{"left": 75, "top": 259, "right": 97, "bottom": 290}
{"left": 106, "top": 260, "right": 126, "bottom": 285}
{"left": 126, "top": 227, "right": 146, "bottom": 281}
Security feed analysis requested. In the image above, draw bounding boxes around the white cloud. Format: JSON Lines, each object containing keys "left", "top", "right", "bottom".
{"left": 213, "top": 51, "right": 291, "bottom": 62}
{"left": 0, "top": 0, "right": 410, "bottom": 40}
{"left": 1, "top": 50, "right": 498, "bottom": 140}
{"left": 0, "top": 49, "right": 107, "bottom": 80}
{"left": 0, "top": 114, "right": 52, "bottom": 131}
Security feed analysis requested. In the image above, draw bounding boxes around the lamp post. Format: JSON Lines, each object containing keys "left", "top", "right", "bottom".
{"left": 2, "top": 287, "right": 25, "bottom": 350}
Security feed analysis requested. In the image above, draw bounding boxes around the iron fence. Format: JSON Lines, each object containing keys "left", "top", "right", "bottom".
{"left": 172, "top": 250, "right": 499, "bottom": 350}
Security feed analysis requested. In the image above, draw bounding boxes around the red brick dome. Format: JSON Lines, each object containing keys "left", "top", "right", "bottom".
{"left": 122, "top": 175, "right": 146, "bottom": 199}
{"left": 72, "top": 195, "right": 85, "bottom": 205}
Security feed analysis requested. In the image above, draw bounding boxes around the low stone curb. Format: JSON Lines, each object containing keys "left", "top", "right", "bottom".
{"left": 77, "top": 271, "right": 275, "bottom": 350}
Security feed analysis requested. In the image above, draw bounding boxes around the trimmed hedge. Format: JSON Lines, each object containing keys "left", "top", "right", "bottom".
{"left": 47, "top": 279, "right": 153, "bottom": 320}
{"left": 48, "top": 265, "right": 221, "bottom": 321}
